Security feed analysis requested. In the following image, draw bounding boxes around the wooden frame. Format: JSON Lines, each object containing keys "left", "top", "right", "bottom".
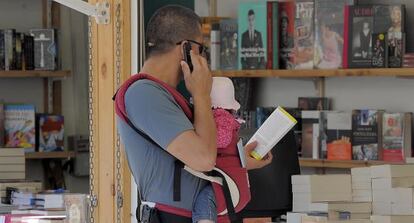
{"left": 88, "top": 0, "right": 131, "bottom": 222}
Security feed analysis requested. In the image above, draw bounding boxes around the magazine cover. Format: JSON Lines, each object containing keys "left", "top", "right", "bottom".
{"left": 298, "top": 97, "right": 330, "bottom": 110}
{"left": 279, "top": 1, "right": 295, "bottom": 69}
{"left": 388, "top": 32, "right": 404, "bottom": 68}
{"left": 292, "top": 1, "right": 314, "bottom": 69}
{"left": 352, "top": 110, "right": 381, "bottom": 161}
{"left": 238, "top": 2, "right": 267, "bottom": 70}
{"left": 326, "top": 112, "right": 352, "bottom": 160}
{"left": 371, "top": 33, "right": 388, "bottom": 68}
{"left": 344, "top": 5, "right": 374, "bottom": 68}
{"left": 220, "top": 19, "right": 238, "bottom": 70}
{"left": 382, "top": 113, "right": 404, "bottom": 162}
{"left": 314, "top": 0, "right": 354, "bottom": 69}
{"left": 373, "top": 5, "right": 405, "bottom": 34}
{"left": 4, "top": 104, "right": 35, "bottom": 152}
{"left": 36, "top": 114, "right": 64, "bottom": 152}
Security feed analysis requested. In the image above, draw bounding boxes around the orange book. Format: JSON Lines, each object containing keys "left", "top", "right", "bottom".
{"left": 326, "top": 112, "right": 352, "bottom": 160}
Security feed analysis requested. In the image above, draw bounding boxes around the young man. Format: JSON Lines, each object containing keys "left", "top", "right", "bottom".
{"left": 117, "top": 5, "right": 272, "bottom": 222}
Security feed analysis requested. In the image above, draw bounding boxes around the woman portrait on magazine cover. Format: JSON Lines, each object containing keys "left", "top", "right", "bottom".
{"left": 317, "top": 22, "right": 343, "bottom": 69}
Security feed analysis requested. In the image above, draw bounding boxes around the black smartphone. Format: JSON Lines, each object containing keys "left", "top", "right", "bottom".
{"left": 183, "top": 42, "right": 193, "bottom": 72}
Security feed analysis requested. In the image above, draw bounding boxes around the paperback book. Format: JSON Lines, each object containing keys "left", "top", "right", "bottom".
{"left": 36, "top": 114, "right": 64, "bottom": 152}
{"left": 220, "top": 19, "right": 238, "bottom": 70}
{"left": 352, "top": 109, "right": 382, "bottom": 160}
{"left": 4, "top": 104, "right": 35, "bottom": 152}
{"left": 292, "top": 0, "right": 314, "bottom": 69}
{"left": 279, "top": 1, "right": 295, "bottom": 69}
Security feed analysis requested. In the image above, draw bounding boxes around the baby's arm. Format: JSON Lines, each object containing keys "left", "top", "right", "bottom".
{"left": 213, "top": 109, "right": 235, "bottom": 148}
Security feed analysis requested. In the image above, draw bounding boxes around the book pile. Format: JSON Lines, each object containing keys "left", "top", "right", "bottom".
{"left": 0, "top": 148, "right": 25, "bottom": 180}
{"left": 371, "top": 165, "right": 414, "bottom": 222}
{"left": 402, "top": 53, "right": 414, "bottom": 68}
{"left": 351, "top": 167, "right": 372, "bottom": 202}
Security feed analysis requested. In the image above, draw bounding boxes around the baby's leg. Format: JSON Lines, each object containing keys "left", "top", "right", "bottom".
{"left": 192, "top": 185, "right": 217, "bottom": 223}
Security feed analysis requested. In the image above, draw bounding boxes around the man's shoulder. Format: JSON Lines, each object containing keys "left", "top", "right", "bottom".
{"left": 126, "top": 79, "right": 171, "bottom": 99}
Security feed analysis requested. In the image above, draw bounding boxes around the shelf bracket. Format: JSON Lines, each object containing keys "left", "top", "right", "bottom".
{"left": 313, "top": 77, "right": 325, "bottom": 97}
{"left": 52, "top": 0, "right": 110, "bottom": 25}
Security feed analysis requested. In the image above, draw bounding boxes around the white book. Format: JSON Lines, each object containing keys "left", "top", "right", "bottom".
{"left": 0, "top": 164, "right": 25, "bottom": 172}
{"left": 292, "top": 175, "right": 352, "bottom": 200}
{"left": 371, "top": 215, "right": 414, "bottom": 223}
{"left": 312, "top": 123, "right": 320, "bottom": 159}
{"left": 248, "top": 106, "right": 297, "bottom": 160}
{"left": 372, "top": 177, "right": 414, "bottom": 189}
{"left": 309, "top": 202, "right": 372, "bottom": 213}
{"left": 294, "top": 191, "right": 352, "bottom": 203}
{"left": 352, "top": 196, "right": 372, "bottom": 202}
{"left": 352, "top": 182, "right": 372, "bottom": 190}
{"left": 351, "top": 167, "right": 371, "bottom": 177}
{"left": 371, "top": 165, "right": 414, "bottom": 179}
{"left": 351, "top": 175, "right": 371, "bottom": 183}
{"left": 392, "top": 188, "right": 414, "bottom": 206}
{"left": 0, "top": 148, "right": 25, "bottom": 157}
{"left": 391, "top": 203, "right": 414, "bottom": 215}
{"left": 287, "top": 212, "right": 307, "bottom": 223}
{"left": 373, "top": 202, "right": 392, "bottom": 215}
{"left": 0, "top": 172, "right": 25, "bottom": 180}
{"left": 352, "top": 189, "right": 372, "bottom": 197}
{"left": 406, "top": 157, "right": 414, "bottom": 164}
{"left": 373, "top": 189, "right": 393, "bottom": 203}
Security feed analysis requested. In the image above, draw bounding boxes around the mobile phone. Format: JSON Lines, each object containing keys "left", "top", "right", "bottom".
{"left": 183, "top": 42, "right": 193, "bottom": 72}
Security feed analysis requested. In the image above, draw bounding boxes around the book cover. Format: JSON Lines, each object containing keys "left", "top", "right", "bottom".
{"left": 352, "top": 109, "right": 382, "bottom": 161}
{"left": 64, "top": 194, "right": 87, "bottom": 223}
{"left": 314, "top": 0, "right": 354, "bottom": 69}
{"left": 4, "top": 105, "right": 35, "bottom": 152}
{"left": 220, "top": 19, "right": 238, "bottom": 70}
{"left": 301, "top": 111, "right": 320, "bottom": 158}
{"left": 388, "top": 32, "right": 404, "bottom": 68}
{"left": 30, "top": 29, "right": 58, "bottom": 70}
{"left": 239, "top": 2, "right": 267, "bottom": 70}
{"left": 266, "top": 2, "right": 274, "bottom": 69}
{"left": 345, "top": 6, "right": 374, "bottom": 68}
{"left": 292, "top": 0, "right": 314, "bottom": 69}
{"left": 373, "top": 5, "right": 405, "bottom": 34}
{"left": 382, "top": 113, "right": 405, "bottom": 162}
{"left": 15, "top": 33, "right": 23, "bottom": 70}
{"left": 0, "top": 104, "right": 4, "bottom": 147}
{"left": 326, "top": 112, "right": 352, "bottom": 160}
{"left": 371, "top": 33, "right": 388, "bottom": 68}
{"left": 272, "top": 2, "right": 279, "bottom": 69}
{"left": 36, "top": 114, "right": 64, "bottom": 152}
{"left": 23, "top": 35, "right": 35, "bottom": 70}
{"left": 4, "top": 29, "right": 16, "bottom": 71}
{"left": 279, "top": 1, "right": 295, "bottom": 69}
{"left": 0, "top": 30, "right": 5, "bottom": 70}
{"left": 298, "top": 97, "right": 330, "bottom": 110}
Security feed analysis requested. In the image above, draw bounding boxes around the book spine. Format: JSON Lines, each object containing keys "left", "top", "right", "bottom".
{"left": 15, "top": 33, "right": 22, "bottom": 70}
{"left": 0, "top": 30, "right": 4, "bottom": 70}
{"left": 273, "top": 2, "right": 279, "bottom": 69}
{"left": 343, "top": 6, "right": 350, "bottom": 68}
{"left": 210, "top": 23, "right": 220, "bottom": 71}
{"left": 24, "top": 35, "right": 34, "bottom": 70}
{"left": 267, "top": 2, "right": 273, "bottom": 69}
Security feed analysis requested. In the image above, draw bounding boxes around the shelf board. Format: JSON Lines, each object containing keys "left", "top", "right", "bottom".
{"left": 212, "top": 68, "right": 414, "bottom": 78}
{"left": 0, "top": 70, "right": 71, "bottom": 78}
{"left": 25, "top": 151, "right": 76, "bottom": 159}
{"left": 299, "top": 158, "right": 404, "bottom": 169}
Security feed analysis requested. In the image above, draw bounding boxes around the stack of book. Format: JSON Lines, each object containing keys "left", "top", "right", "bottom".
{"left": 292, "top": 175, "right": 352, "bottom": 213}
{"left": 371, "top": 165, "right": 414, "bottom": 217}
{"left": 0, "top": 148, "right": 25, "bottom": 180}
{"left": 0, "top": 180, "right": 42, "bottom": 204}
{"left": 351, "top": 167, "right": 372, "bottom": 202}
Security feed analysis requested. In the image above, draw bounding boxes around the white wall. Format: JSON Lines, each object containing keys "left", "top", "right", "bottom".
{"left": 0, "top": 0, "right": 89, "bottom": 193}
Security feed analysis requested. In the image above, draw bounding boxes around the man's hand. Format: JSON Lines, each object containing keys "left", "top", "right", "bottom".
{"left": 245, "top": 141, "right": 273, "bottom": 170}
{"left": 180, "top": 50, "right": 212, "bottom": 99}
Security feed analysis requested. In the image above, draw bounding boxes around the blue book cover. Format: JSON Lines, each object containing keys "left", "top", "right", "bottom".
{"left": 220, "top": 19, "right": 238, "bottom": 70}
{"left": 238, "top": 2, "right": 267, "bottom": 70}
{"left": 4, "top": 104, "right": 36, "bottom": 152}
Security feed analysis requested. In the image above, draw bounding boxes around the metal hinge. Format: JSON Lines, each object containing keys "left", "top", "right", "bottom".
{"left": 52, "top": 0, "right": 110, "bottom": 24}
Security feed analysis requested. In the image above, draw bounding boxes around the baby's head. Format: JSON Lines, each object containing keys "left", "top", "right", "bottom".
{"left": 210, "top": 77, "right": 240, "bottom": 112}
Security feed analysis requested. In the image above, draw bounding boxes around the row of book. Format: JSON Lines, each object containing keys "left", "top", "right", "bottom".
{"left": 208, "top": 1, "right": 407, "bottom": 71}
{"left": 288, "top": 165, "right": 414, "bottom": 223}
{"left": 0, "top": 29, "right": 58, "bottom": 71}
{"left": 301, "top": 110, "right": 412, "bottom": 162}
{"left": 0, "top": 148, "right": 25, "bottom": 180}
{"left": 0, "top": 104, "right": 64, "bottom": 153}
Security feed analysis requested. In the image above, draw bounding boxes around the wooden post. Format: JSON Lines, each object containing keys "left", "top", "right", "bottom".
{"left": 88, "top": 0, "right": 131, "bottom": 222}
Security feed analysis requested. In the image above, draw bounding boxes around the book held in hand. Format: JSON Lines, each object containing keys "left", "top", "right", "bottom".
{"left": 248, "top": 106, "right": 297, "bottom": 160}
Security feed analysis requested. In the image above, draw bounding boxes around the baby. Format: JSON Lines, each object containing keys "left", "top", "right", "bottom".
{"left": 192, "top": 77, "right": 243, "bottom": 223}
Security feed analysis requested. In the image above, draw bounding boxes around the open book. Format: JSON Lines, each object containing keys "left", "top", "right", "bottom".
{"left": 247, "top": 106, "right": 297, "bottom": 160}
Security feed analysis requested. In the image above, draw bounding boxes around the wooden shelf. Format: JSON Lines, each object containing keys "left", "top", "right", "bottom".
{"left": 25, "top": 151, "right": 76, "bottom": 159}
{"left": 0, "top": 70, "right": 71, "bottom": 78}
{"left": 212, "top": 68, "right": 414, "bottom": 78}
{"left": 299, "top": 158, "right": 404, "bottom": 169}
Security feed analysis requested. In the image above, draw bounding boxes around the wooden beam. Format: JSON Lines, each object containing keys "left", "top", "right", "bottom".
{"left": 51, "top": 2, "right": 61, "bottom": 29}
{"left": 52, "top": 80, "right": 62, "bottom": 114}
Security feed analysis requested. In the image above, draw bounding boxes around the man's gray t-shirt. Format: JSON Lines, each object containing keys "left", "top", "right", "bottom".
{"left": 117, "top": 79, "right": 207, "bottom": 211}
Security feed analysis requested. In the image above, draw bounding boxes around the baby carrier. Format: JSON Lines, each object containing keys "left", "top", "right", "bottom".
{"left": 114, "top": 73, "right": 251, "bottom": 223}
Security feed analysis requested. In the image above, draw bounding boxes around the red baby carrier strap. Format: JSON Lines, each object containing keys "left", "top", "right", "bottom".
{"left": 113, "top": 73, "right": 242, "bottom": 223}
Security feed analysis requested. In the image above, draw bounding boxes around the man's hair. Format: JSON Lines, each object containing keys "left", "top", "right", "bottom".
{"left": 248, "top": 9, "right": 255, "bottom": 16}
{"left": 146, "top": 5, "right": 202, "bottom": 57}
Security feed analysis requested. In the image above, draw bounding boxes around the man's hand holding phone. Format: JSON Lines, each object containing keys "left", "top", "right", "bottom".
{"left": 180, "top": 48, "right": 212, "bottom": 100}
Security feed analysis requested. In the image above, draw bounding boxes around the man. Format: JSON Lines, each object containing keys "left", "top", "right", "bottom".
{"left": 116, "top": 5, "right": 272, "bottom": 223}
{"left": 359, "top": 22, "right": 371, "bottom": 59}
{"left": 241, "top": 9, "right": 265, "bottom": 69}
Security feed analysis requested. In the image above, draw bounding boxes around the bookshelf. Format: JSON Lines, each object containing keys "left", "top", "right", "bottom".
{"left": 299, "top": 158, "right": 402, "bottom": 169}
{"left": 0, "top": 70, "right": 71, "bottom": 78}
{"left": 212, "top": 68, "right": 414, "bottom": 78}
{"left": 25, "top": 151, "right": 76, "bottom": 159}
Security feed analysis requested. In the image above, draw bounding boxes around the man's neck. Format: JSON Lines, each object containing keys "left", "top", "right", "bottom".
{"left": 140, "top": 55, "right": 181, "bottom": 87}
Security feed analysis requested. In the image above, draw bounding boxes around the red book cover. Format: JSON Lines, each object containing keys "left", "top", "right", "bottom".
{"left": 343, "top": 5, "right": 350, "bottom": 68}
{"left": 267, "top": 2, "right": 273, "bottom": 69}
{"left": 382, "top": 113, "right": 404, "bottom": 162}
